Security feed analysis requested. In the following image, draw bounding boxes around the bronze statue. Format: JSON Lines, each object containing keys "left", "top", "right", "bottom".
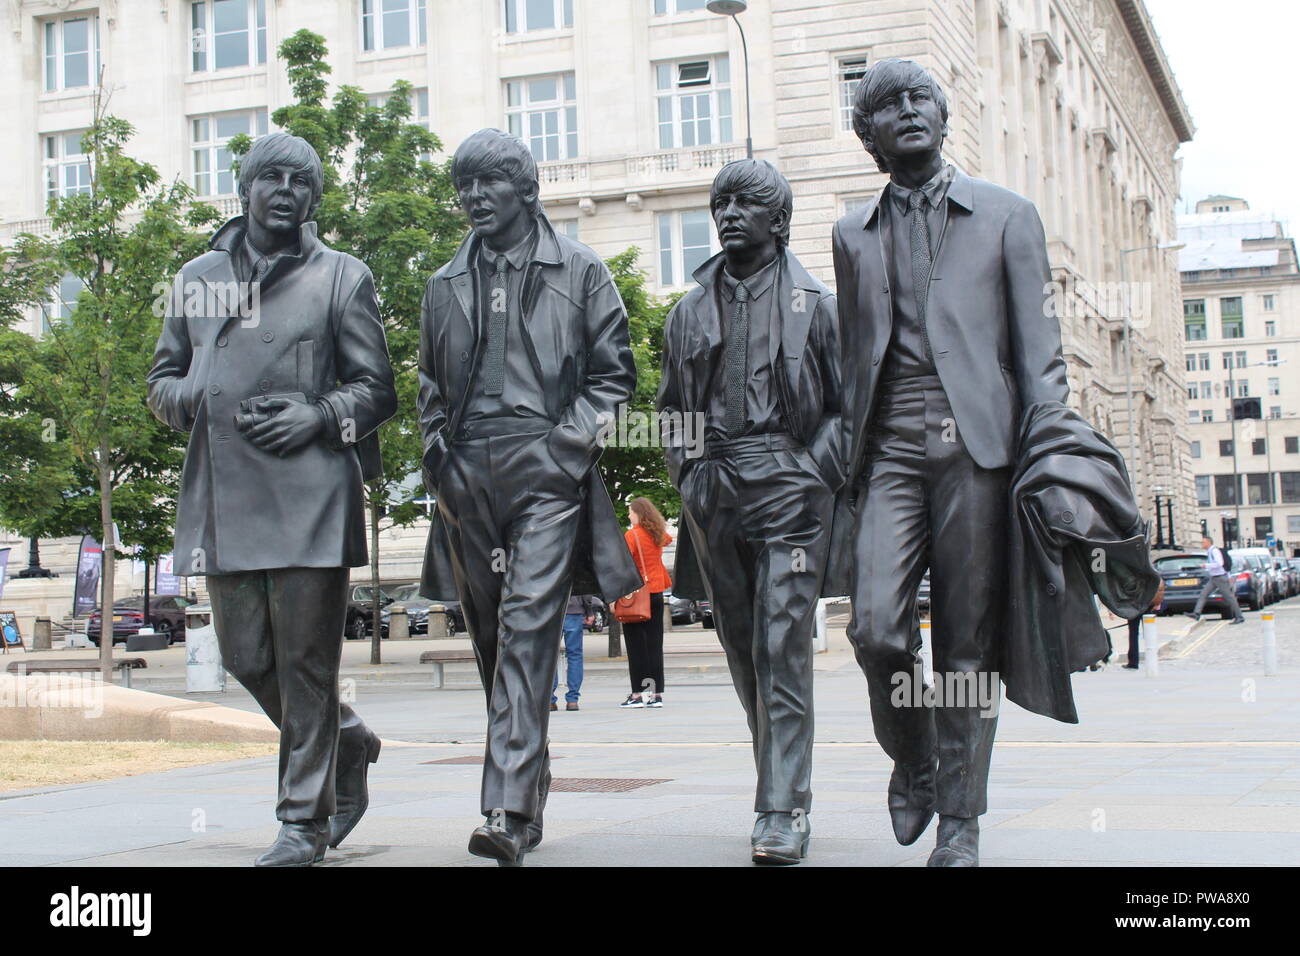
{"left": 148, "top": 132, "right": 397, "bottom": 866}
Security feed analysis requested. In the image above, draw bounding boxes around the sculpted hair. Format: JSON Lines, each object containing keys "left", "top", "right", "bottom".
{"left": 237, "top": 132, "right": 325, "bottom": 219}
{"left": 710, "top": 159, "right": 794, "bottom": 248}
{"left": 851, "top": 58, "right": 950, "bottom": 174}
{"left": 451, "top": 128, "right": 542, "bottom": 217}
{"left": 630, "top": 497, "right": 669, "bottom": 548}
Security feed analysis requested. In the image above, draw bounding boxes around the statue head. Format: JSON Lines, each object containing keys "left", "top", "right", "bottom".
{"left": 237, "top": 132, "right": 324, "bottom": 232}
{"left": 851, "top": 58, "right": 949, "bottom": 174}
{"left": 451, "top": 129, "right": 542, "bottom": 246}
{"left": 709, "top": 159, "right": 792, "bottom": 263}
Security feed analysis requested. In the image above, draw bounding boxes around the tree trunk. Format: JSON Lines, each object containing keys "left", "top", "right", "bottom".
{"left": 607, "top": 614, "right": 622, "bottom": 658}
{"left": 369, "top": 494, "right": 381, "bottom": 666}
{"left": 98, "top": 445, "right": 114, "bottom": 683}
{"left": 142, "top": 559, "right": 151, "bottom": 628}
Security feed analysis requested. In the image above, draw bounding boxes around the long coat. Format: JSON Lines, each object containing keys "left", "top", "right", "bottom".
{"left": 147, "top": 216, "right": 398, "bottom": 575}
{"left": 658, "top": 248, "right": 853, "bottom": 601}
{"left": 833, "top": 169, "right": 1070, "bottom": 494}
{"left": 417, "top": 216, "right": 642, "bottom": 604}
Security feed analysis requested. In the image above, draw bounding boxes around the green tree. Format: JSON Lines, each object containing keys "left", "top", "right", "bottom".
{"left": 0, "top": 91, "right": 218, "bottom": 677}
{"left": 230, "top": 30, "right": 463, "bottom": 663}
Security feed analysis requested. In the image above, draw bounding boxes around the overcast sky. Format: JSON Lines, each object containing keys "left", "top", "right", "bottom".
{"left": 1144, "top": 0, "right": 1297, "bottom": 231}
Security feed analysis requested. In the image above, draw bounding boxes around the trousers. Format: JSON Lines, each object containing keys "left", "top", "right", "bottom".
{"left": 553, "top": 612, "right": 585, "bottom": 704}
{"left": 681, "top": 439, "right": 833, "bottom": 812}
{"left": 1193, "top": 574, "right": 1243, "bottom": 619}
{"left": 437, "top": 431, "right": 582, "bottom": 819}
{"left": 207, "top": 567, "right": 369, "bottom": 822}
{"left": 623, "top": 591, "right": 666, "bottom": 695}
{"left": 847, "top": 378, "right": 1007, "bottom": 818}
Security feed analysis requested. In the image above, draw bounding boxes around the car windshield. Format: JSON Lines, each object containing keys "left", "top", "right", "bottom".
{"left": 1155, "top": 556, "right": 1206, "bottom": 572}
{"left": 390, "top": 584, "right": 421, "bottom": 602}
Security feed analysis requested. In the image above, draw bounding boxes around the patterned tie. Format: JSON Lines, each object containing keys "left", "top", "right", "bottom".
{"left": 909, "top": 188, "right": 934, "bottom": 359}
{"left": 482, "top": 254, "right": 508, "bottom": 396}
{"left": 724, "top": 280, "right": 750, "bottom": 438}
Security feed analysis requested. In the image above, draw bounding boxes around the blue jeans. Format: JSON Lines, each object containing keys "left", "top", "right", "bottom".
{"left": 553, "top": 613, "right": 585, "bottom": 704}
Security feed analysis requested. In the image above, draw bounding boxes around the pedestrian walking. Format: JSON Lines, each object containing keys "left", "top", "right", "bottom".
{"left": 1185, "top": 536, "right": 1245, "bottom": 625}
{"left": 552, "top": 593, "right": 594, "bottom": 711}
{"left": 619, "top": 498, "right": 672, "bottom": 709}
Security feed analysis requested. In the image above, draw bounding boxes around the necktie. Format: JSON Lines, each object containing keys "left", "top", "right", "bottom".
{"left": 724, "top": 280, "right": 750, "bottom": 438}
{"left": 909, "top": 189, "right": 934, "bottom": 359}
{"left": 482, "top": 254, "right": 508, "bottom": 396}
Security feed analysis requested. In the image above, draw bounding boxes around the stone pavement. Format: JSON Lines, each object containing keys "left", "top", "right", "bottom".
{"left": 2, "top": 601, "right": 1297, "bottom": 866}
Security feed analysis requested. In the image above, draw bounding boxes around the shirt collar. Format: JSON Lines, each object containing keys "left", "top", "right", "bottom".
{"left": 720, "top": 254, "right": 779, "bottom": 302}
{"left": 888, "top": 163, "right": 955, "bottom": 213}
{"left": 478, "top": 226, "right": 537, "bottom": 272}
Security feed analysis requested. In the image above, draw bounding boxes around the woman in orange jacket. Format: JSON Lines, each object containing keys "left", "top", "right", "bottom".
{"left": 620, "top": 497, "right": 672, "bottom": 708}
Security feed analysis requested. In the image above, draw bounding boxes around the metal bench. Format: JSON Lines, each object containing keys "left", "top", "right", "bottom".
{"left": 418, "top": 649, "right": 476, "bottom": 689}
{"left": 6, "top": 658, "right": 148, "bottom": 688}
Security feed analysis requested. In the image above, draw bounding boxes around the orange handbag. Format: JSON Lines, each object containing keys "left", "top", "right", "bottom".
{"left": 613, "top": 531, "right": 652, "bottom": 624}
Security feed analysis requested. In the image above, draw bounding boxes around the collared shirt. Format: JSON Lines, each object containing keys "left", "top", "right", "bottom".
{"left": 234, "top": 232, "right": 304, "bottom": 296}
{"left": 463, "top": 226, "right": 551, "bottom": 423}
{"left": 1206, "top": 547, "right": 1227, "bottom": 577}
{"left": 705, "top": 254, "right": 785, "bottom": 442}
{"left": 881, "top": 163, "right": 955, "bottom": 381}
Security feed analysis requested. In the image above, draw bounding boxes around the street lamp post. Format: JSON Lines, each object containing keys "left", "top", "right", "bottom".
{"left": 706, "top": 0, "right": 753, "bottom": 159}
{"left": 1225, "top": 356, "right": 1284, "bottom": 548}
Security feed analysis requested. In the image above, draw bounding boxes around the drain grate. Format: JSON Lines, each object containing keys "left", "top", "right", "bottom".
{"left": 423, "top": 755, "right": 484, "bottom": 765}
{"left": 549, "top": 778, "right": 671, "bottom": 793}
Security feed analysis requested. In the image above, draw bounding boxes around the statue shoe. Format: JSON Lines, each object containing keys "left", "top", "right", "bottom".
{"left": 329, "top": 728, "right": 382, "bottom": 848}
{"left": 926, "top": 815, "right": 980, "bottom": 867}
{"left": 254, "top": 820, "right": 329, "bottom": 867}
{"left": 525, "top": 760, "right": 552, "bottom": 852}
{"left": 751, "top": 812, "right": 771, "bottom": 845}
{"left": 751, "top": 812, "right": 810, "bottom": 866}
{"left": 887, "top": 759, "right": 937, "bottom": 846}
{"left": 468, "top": 813, "right": 532, "bottom": 867}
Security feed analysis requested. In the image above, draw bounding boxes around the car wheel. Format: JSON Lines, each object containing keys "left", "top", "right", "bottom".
{"left": 348, "top": 615, "right": 368, "bottom": 641}
{"left": 157, "top": 622, "right": 174, "bottom": 646}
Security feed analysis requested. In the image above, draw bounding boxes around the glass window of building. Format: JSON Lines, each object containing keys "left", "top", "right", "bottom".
{"left": 1287, "top": 437, "right": 1299, "bottom": 454}
{"left": 1219, "top": 439, "right": 1234, "bottom": 457}
{"left": 1220, "top": 296, "right": 1244, "bottom": 338}
{"left": 1265, "top": 320, "right": 1276, "bottom": 337}
{"left": 1247, "top": 473, "right": 1273, "bottom": 505}
{"left": 1190, "top": 441, "right": 1201, "bottom": 458}
{"left": 1252, "top": 438, "right": 1267, "bottom": 455}
{"left": 505, "top": 73, "right": 578, "bottom": 161}
{"left": 504, "top": 0, "right": 572, "bottom": 33}
{"left": 1262, "top": 294, "right": 1275, "bottom": 311}
{"left": 838, "top": 55, "right": 869, "bottom": 132}
{"left": 191, "top": 109, "right": 269, "bottom": 196}
{"left": 1214, "top": 474, "right": 1239, "bottom": 506}
{"left": 1183, "top": 299, "right": 1206, "bottom": 340}
{"left": 43, "top": 131, "right": 91, "bottom": 203}
{"left": 655, "top": 56, "right": 732, "bottom": 149}
{"left": 44, "top": 14, "right": 100, "bottom": 91}
{"left": 1195, "top": 475, "right": 1211, "bottom": 507}
{"left": 1283, "top": 472, "right": 1300, "bottom": 504}
{"left": 654, "top": 0, "right": 708, "bottom": 13}
{"left": 191, "top": 0, "right": 267, "bottom": 72}
{"left": 1266, "top": 348, "right": 1279, "bottom": 366}
{"left": 657, "top": 209, "right": 717, "bottom": 288}
{"left": 361, "top": 0, "right": 427, "bottom": 51}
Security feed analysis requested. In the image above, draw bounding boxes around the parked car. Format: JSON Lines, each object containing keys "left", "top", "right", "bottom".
{"left": 1227, "top": 550, "right": 1271, "bottom": 610}
{"left": 668, "top": 591, "right": 700, "bottom": 626}
{"left": 918, "top": 571, "right": 931, "bottom": 614}
{"left": 1270, "top": 555, "right": 1297, "bottom": 599}
{"left": 379, "top": 582, "right": 465, "bottom": 636}
{"left": 1153, "top": 552, "right": 1255, "bottom": 617}
{"left": 344, "top": 584, "right": 392, "bottom": 640}
{"left": 88, "top": 595, "right": 193, "bottom": 646}
{"left": 584, "top": 597, "right": 608, "bottom": 632}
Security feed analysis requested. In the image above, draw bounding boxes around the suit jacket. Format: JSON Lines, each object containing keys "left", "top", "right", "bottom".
{"left": 1004, "top": 401, "right": 1160, "bottom": 723}
{"left": 658, "top": 248, "right": 852, "bottom": 600}
{"left": 148, "top": 216, "right": 398, "bottom": 575}
{"left": 833, "top": 169, "right": 1069, "bottom": 491}
{"left": 417, "top": 216, "right": 642, "bottom": 603}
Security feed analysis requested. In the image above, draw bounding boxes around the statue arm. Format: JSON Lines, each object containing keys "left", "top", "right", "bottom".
{"left": 1004, "top": 200, "right": 1069, "bottom": 408}
{"left": 146, "top": 272, "right": 199, "bottom": 433}
{"left": 808, "top": 291, "right": 846, "bottom": 492}
{"left": 318, "top": 265, "right": 398, "bottom": 448}
{"left": 416, "top": 277, "right": 450, "bottom": 490}
{"left": 656, "top": 301, "right": 689, "bottom": 488}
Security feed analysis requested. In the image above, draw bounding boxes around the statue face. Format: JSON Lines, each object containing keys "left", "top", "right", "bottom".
{"left": 869, "top": 85, "right": 944, "bottom": 166}
{"left": 246, "top": 163, "right": 314, "bottom": 234}
{"left": 711, "top": 191, "right": 781, "bottom": 257}
{"left": 456, "top": 170, "right": 531, "bottom": 242}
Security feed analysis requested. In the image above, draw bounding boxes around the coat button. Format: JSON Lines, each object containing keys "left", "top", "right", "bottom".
{"left": 216, "top": 336, "right": 228, "bottom": 348}
{"left": 209, "top": 384, "right": 221, "bottom": 396}
{"left": 1061, "top": 510, "right": 1074, "bottom": 523}
{"left": 262, "top": 331, "right": 274, "bottom": 343}
{"left": 258, "top": 379, "right": 271, "bottom": 392}
{"left": 1046, "top": 583, "right": 1058, "bottom": 596}
{"left": 460, "top": 350, "right": 470, "bottom": 362}
{"left": 872, "top": 354, "right": 881, "bottom": 366}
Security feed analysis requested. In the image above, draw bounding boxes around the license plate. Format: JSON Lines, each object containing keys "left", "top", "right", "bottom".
{"left": 1173, "top": 578, "right": 1198, "bottom": 587}
{"left": 111, "top": 615, "right": 122, "bottom": 622}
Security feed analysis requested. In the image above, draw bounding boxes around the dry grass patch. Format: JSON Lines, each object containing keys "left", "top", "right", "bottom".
{"left": 0, "top": 740, "right": 277, "bottom": 792}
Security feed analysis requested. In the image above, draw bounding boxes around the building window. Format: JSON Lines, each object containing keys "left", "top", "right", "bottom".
{"left": 1253, "top": 438, "right": 1267, "bottom": 455}
{"left": 1187, "top": 410, "right": 1200, "bottom": 424}
{"left": 1271, "top": 406, "right": 1283, "bottom": 420}
{"left": 191, "top": 0, "right": 267, "bottom": 72}
{"left": 1288, "top": 515, "right": 1300, "bottom": 534}
{"left": 1265, "top": 320, "right": 1277, "bottom": 337}
{"left": 1191, "top": 441, "right": 1201, "bottom": 459}
{"left": 1266, "top": 348, "right": 1279, "bottom": 366}
{"left": 1262, "top": 294, "right": 1275, "bottom": 311}
{"left": 1185, "top": 354, "right": 1196, "bottom": 373}
{"left": 1220, "top": 296, "right": 1244, "bottom": 338}
{"left": 505, "top": 73, "right": 578, "bottom": 161}
{"left": 1219, "top": 439, "right": 1234, "bottom": 457}
{"left": 43, "top": 131, "right": 91, "bottom": 203}
{"left": 1269, "top": 378, "right": 1281, "bottom": 396}
{"left": 1287, "top": 437, "right": 1299, "bottom": 455}
{"left": 191, "top": 110, "right": 269, "bottom": 196}
{"left": 655, "top": 56, "right": 732, "bottom": 149}
{"left": 837, "top": 55, "right": 869, "bottom": 132}
{"left": 1186, "top": 384, "right": 1197, "bottom": 400}
{"left": 40, "top": 272, "right": 84, "bottom": 335}
{"left": 1255, "top": 516, "right": 1273, "bottom": 539}
{"left": 841, "top": 194, "right": 875, "bottom": 217}
{"left": 43, "top": 14, "right": 100, "bottom": 92}
{"left": 1203, "top": 410, "right": 1214, "bottom": 423}
{"left": 1198, "top": 353, "right": 1210, "bottom": 371}
{"left": 504, "top": 0, "right": 572, "bottom": 33}
{"left": 1284, "top": 473, "right": 1300, "bottom": 504}
{"left": 657, "top": 209, "right": 717, "bottom": 287}
{"left": 361, "top": 0, "right": 426, "bottom": 51}
{"left": 367, "top": 88, "right": 430, "bottom": 128}
{"left": 654, "top": 0, "right": 708, "bottom": 13}
{"left": 1195, "top": 475, "right": 1211, "bottom": 507}
{"left": 1183, "top": 299, "right": 1206, "bottom": 340}
{"left": 1222, "top": 350, "right": 1247, "bottom": 370}
{"left": 554, "top": 219, "right": 578, "bottom": 239}
{"left": 1247, "top": 473, "right": 1274, "bottom": 505}
{"left": 1214, "top": 474, "right": 1239, "bottom": 506}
